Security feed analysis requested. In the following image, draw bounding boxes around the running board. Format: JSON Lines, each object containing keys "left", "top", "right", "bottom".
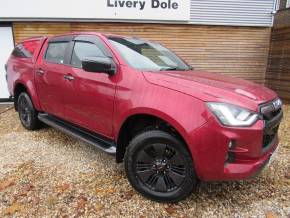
{"left": 38, "top": 113, "right": 116, "bottom": 154}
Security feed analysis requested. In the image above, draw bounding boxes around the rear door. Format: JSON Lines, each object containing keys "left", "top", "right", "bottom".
{"left": 35, "top": 36, "right": 73, "bottom": 118}
{"left": 62, "top": 35, "right": 117, "bottom": 138}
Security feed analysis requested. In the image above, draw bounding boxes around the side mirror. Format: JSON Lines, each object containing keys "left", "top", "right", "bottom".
{"left": 82, "top": 57, "right": 116, "bottom": 76}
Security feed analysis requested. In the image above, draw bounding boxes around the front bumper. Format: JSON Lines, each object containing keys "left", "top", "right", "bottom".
{"left": 223, "top": 138, "right": 278, "bottom": 180}
{"left": 189, "top": 108, "right": 282, "bottom": 181}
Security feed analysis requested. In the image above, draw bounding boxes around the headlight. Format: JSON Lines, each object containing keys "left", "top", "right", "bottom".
{"left": 207, "top": 102, "right": 259, "bottom": 127}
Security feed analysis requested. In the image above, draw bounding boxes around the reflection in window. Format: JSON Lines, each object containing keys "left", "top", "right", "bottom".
{"left": 108, "top": 37, "right": 191, "bottom": 71}
{"left": 71, "top": 41, "right": 105, "bottom": 68}
{"left": 45, "top": 42, "right": 68, "bottom": 64}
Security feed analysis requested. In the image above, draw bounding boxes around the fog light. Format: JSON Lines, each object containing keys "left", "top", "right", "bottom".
{"left": 228, "top": 140, "right": 234, "bottom": 149}
{"left": 226, "top": 140, "right": 235, "bottom": 163}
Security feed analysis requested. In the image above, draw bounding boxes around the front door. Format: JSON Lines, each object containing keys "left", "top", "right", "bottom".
{"left": 63, "top": 36, "right": 117, "bottom": 138}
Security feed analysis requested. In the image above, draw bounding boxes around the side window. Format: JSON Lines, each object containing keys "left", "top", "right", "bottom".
{"left": 71, "top": 41, "right": 106, "bottom": 68}
{"left": 45, "top": 42, "right": 68, "bottom": 64}
{"left": 12, "top": 40, "right": 40, "bottom": 58}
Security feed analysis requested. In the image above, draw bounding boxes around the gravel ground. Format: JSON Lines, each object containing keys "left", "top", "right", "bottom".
{"left": 0, "top": 105, "right": 289, "bottom": 218}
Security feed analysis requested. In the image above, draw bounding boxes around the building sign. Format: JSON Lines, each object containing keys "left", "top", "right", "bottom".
{"left": 0, "top": 0, "right": 190, "bottom": 21}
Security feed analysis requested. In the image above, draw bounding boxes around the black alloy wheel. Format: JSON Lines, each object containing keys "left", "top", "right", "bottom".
{"left": 135, "top": 143, "right": 186, "bottom": 193}
{"left": 17, "top": 92, "right": 41, "bottom": 130}
{"left": 125, "top": 130, "right": 197, "bottom": 202}
{"left": 18, "top": 94, "right": 32, "bottom": 127}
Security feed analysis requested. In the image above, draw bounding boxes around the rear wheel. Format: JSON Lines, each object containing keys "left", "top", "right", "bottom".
{"left": 17, "top": 92, "right": 41, "bottom": 130}
{"left": 125, "top": 130, "right": 197, "bottom": 202}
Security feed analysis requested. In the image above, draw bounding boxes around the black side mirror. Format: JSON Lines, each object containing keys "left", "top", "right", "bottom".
{"left": 82, "top": 57, "right": 116, "bottom": 76}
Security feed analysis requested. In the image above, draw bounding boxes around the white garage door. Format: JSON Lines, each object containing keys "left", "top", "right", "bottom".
{"left": 0, "top": 25, "right": 14, "bottom": 99}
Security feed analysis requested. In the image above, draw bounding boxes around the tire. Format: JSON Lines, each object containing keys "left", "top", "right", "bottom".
{"left": 125, "top": 130, "right": 197, "bottom": 202}
{"left": 17, "top": 92, "right": 41, "bottom": 130}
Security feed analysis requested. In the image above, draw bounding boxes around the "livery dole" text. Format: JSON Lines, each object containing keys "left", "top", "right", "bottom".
{"left": 107, "top": 0, "right": 179, "bottom": 10}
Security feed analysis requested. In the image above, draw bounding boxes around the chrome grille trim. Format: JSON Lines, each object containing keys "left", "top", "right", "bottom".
{"left": 259, "top": 98, "right": 282, "bottom": 121}
{"left": 259, "top": 98, "right": 283, "bottom": 149}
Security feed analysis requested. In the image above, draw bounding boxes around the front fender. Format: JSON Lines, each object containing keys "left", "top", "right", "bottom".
{"left": 113, "top": 80, "right": 211, "bottom": 159}
{"left": 115, "top": 107, "right": 189, "bottom": 145}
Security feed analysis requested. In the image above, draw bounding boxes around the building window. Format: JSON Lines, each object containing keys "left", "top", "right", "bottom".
{"left": 287, "top": 0, "right": 290, "bottom": 8}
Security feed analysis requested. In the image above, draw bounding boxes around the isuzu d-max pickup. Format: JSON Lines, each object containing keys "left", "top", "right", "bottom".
{"left": 5, "top": 32, "right": 283, "bottom": 202}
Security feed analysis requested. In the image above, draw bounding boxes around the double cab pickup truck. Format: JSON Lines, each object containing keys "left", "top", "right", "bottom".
{"left": 5, "top": 32, "right": 283, "bottom": 202}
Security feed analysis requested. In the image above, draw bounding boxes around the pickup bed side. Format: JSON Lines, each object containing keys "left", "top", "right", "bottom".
{"left": 7, "top": 37, "right": 47, "bottom": 111}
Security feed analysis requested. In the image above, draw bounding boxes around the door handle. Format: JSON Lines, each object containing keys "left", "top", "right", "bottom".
{"left": 36, "top": 69, "right": 45, "bottom": 75}
{"left": 13, "top": 65, "right": 18, "bottom": 71}
{"left": 64, "top": 74, "right": 75, "bottom": 81}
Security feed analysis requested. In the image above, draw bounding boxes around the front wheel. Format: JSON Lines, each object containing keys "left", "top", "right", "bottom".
{"left": 17, "top": 92, "right": 41, "bottom": 130}
{"left": 125, "top": 130, "right": 197, "bottom": 202}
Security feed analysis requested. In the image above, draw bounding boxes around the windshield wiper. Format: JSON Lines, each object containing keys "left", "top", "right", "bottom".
{"left": 160, "top": 67, "right": 178, "bottom": 71}
{"left": 160, "top": 67, "right": 194, "bottom": 71}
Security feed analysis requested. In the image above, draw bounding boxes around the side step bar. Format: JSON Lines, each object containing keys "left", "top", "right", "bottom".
{"left": 38, "top": 113, "right": 116, "bottom": 154}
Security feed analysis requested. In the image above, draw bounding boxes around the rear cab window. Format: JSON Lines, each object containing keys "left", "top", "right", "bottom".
{"left": 45, "top": 42, "right": 69, "bottom": 64}
{"left": 43, "top": 35, "right": 74, "bottom": 65}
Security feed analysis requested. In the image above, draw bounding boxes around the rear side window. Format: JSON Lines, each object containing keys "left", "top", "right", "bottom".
{"left": 71, "top": 41, "right": 106, "bottom": 68}
{"left": 45, "top": 42, "right": 68, "bottom": 64}
{"left": 12, "top": 40, "right": 40, "bottom": 59}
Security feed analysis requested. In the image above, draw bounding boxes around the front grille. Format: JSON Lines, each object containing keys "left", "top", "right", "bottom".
{"left": 262, "top": 125, "right": 279, "bottom": 148}
{"left": 270, "top": 108, "right": 282, "bottom": 119}
{"left": 263, "top": 108, "right": 282, "bottom": 121}
{"left": 260, "top": 99, "right": 283, "bottom": 149}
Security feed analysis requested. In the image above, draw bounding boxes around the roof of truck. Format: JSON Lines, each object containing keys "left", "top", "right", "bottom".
{"left": 19, "top": 32, "right": 132, "bottom": 44}
{"left": 47, "top": 32, "right": 128, "bottom": 39}
{"left": 18, "top": 36, "right": 47, "bottom": 43}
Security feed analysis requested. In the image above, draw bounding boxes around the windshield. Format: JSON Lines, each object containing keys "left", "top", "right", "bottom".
{"left": 107, "top": 37, "right": 192, "bottom": 71}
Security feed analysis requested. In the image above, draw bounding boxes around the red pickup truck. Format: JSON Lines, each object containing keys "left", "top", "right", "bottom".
{"left": 6, "top": 32, "right": 283, "bottom": 202}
